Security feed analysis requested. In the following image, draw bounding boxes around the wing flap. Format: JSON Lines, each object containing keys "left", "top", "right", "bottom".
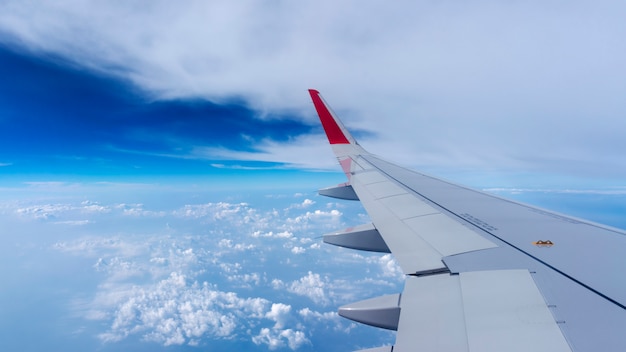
{"left": 460, "top": 270, "right": 571, "bottom": 352}
{"left": 395, "top": 270, "right": 571, "bottom": 352}
{"left": 395, "top": 274, "right": 468, "bottom": 352}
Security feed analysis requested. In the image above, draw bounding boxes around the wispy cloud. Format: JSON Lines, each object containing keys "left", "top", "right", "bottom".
{"left": 53, "top": 219, "right": 90, "bottom": 225}
{"left": 2, "top": 1, "right": 625, "bottom": 176}
{"left": 210, "top": 163, "right": 282, "bottom": 171}
{"left": 105, "top": 133, "right": 336, "bottom": 171}
{"left": 192, "top": 133, "right": 339, "bottom": 170}
{"left": 484, "top": 187, "right": 626, "bottom": 195}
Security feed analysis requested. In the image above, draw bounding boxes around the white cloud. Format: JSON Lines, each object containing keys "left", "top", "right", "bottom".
{"left": 117, "top": 203, "right": 164, "bottom": 217}
{"left": 291, "top": 246, "right": 306, "bottom": 255}
{"left": 97, "top": 272, "right": 274, "bottom": 346}
{"left": 53, "top": 219, "right": 90, "bottom": 225}
{"left": 483, "top": 187, "right": 626, "bottom": 195}
{"left": 209, "top": 163, "right": 277, "bottom": 170}
{"left": 16, "top": 203, "right": 73, "bottom": 220}
{"left": 13, "top": 200, "right": 163, "bottom": 221}
{"left": 234, "top": 243, "right": 255, "bottom": 251}
{"left": 1, "top": 1, "right": 625, "bottom": 176}
{"left": 296, "top": 308, "right": 354, "bottom": 333}
{"left": 54, "top": 236, "right": 144, "bottom": 257}
{"left": 287, "top": 271, "right": 328, "bottom": 305}
{"left": 265, "top": 303, "right": 291, "bottom": 329}
{"left": 4, "top": 188, "right": 404, "bottom": 349}
{"left": 366, "top": 254, "right": 403, "bottom": 280}
{"left": 252, "top": 327, "right": 310, "bottom": 351}
{"left": 93, "top": 257, "right": 141, "bottom": 279}
{"left": 284, "top": 210, "right": 343, "bottom": 233}
{"left": 252, "top": 230, "right": 294, "bottom": 239}
{"left": 219, "top": 262, "right": 242, "bottom": 274}
{"left": 286, "top": 198, "right": 316, "bottom": 210}
{"left": 270, "top": 279, "right": 284, "bottom": 290}
{"left": 299, "top": 237, "right": 313, "bottom": 244}
{"left": 252, "top": 328, "right": 285, "bottom": 350}
{"left": 226, "top": 272, "right": 261, "bottom": 287}
{"left": 174, "top": 202, "right": 250, "bottom": 220}
{"left": 298, "top": 307, "right": 338, "bottom": 321}
{"left": 193, "top": 134, "right": 337, "bottom": 170}
{"left": 80, "top": 201, "right": 111, "bottom": 213}
{"left": 218, "top": 238, "right": 256, "bottom": 251}
{"left": 218, "top": 239, "right": 233, "bottom": 248}
{"left": 281, "top": 329, "right": 310, "bottom": 350}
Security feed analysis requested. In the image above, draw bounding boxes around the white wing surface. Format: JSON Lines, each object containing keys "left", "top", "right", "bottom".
{"left": 308, "top": 89, "right": 626, "bottom": 352}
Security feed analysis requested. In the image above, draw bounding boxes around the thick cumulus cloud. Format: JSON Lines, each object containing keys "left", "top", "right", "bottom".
{"left": 253, "top": 327, "right": 310, "bottom": 351}
{"left": 287, "top": 272, "right": 329, "bottom": 306}
{"left": 98, "top": 272, "right": 261, "bottom": 345}
{"left": 1, "top": 1, "right": 625, "bottom": 177}
{"left": 265, "top": 303, "right": 293, "bottom": 329}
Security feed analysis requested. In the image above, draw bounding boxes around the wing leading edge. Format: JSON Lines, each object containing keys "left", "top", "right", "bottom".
{"left": 307, "top": 89, "right": 626, "bottom": 352}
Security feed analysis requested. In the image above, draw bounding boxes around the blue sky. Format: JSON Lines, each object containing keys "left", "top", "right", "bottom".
{"left": 1, "top": 1, "right": 626, "bottom": 351}
{"left": 0, "top": 46, "right": 322, "bottom": 180}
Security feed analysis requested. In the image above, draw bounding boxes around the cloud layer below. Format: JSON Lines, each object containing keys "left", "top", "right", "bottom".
{"left": 1, "top": 184, "right": 402, "bottom": 350}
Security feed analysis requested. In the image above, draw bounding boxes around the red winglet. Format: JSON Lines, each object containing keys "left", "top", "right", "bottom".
{"left": 309, "top": 89, "right": 351, "bottom": 144}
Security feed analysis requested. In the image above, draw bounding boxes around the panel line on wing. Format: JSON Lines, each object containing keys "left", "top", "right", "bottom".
{"left": 459, "top": 270, "right": 571, "bottom": 352}
{"left": 379, "top": 193, "right": 440, "bottom": 220}
{"left": 363, "top": 154, "right": 626, "bottom": 310}
{"left": 405, "top": 214, "right": 496, "bottom": 257}
{"left": 395, "top": 271, "right": 572, "bottom": 351}
{"left": 365, "top": 181, "right": 407, "bottom": 199}
{"left": 350, "top": 174, "right": 446, "bottom": 273}
{"left": 351, "top": 167, "right": 497, "bottom": 271}
{"left": 352, "top": 169, "right": 389, "bottom": 184}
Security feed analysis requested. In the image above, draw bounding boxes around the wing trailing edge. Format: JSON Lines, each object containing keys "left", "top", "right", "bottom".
{"left": 317, "top": 182, "right": 359, "bottom": 200}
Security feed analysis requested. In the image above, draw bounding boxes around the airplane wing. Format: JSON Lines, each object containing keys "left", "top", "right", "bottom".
{"left": 308, "top": 89, "right": 626, "bottom": 352}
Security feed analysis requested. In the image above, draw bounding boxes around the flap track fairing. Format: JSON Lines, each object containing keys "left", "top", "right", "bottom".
{"left": 323, "top": 223, "right": 390, "bottom": 253}
{"left": 318, "top": 182, "right": 359, "bottom": 200}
